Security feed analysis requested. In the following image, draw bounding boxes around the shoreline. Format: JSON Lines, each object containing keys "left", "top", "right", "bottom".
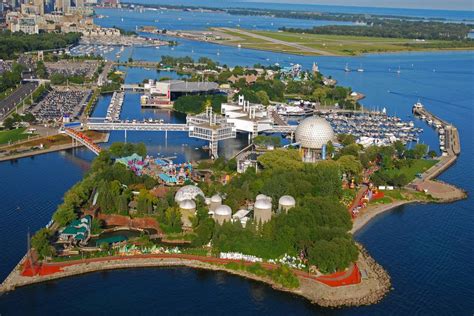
{"left": 0, "top": 247, "right": 391, "bottom": 308}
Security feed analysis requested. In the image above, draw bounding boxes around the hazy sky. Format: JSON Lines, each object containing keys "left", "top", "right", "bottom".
{"left": 245, "top": 0, "right": 474, "bottom": 11}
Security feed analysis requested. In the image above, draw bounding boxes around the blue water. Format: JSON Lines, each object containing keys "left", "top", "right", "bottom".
{"left": 123, "top": 0, "right": 474, "bottom": 22}
{"left": 95, "top": 7, "right": 354, "bottom": 32}
{"left": 1, "top": 7, "right": 474, "bottom": 315}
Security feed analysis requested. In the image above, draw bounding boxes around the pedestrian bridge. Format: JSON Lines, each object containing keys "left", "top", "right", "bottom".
{"left": 64, "top": 128, "right": 102, "bottom": 156}
{"left": 86, "top": 121, "right": 189, "bottom": 132}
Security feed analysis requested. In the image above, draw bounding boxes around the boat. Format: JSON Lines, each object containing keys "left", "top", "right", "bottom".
{"left": 396, "top": 66, "right": 401, "bottom": 74}
{"left": 344, "top": 63, "right": 351, "bottom": 72}
{"left": 357, "top": 64, "right": 364, "bottom": 72}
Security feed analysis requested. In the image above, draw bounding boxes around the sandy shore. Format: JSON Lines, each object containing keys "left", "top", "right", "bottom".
{"left": 351, "top": 200, "right": 414, "bottom": 234}
{"left": 0, "top": 248, "right": 391, "bottom": 308}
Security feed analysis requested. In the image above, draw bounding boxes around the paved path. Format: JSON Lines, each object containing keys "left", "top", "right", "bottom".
{"left": 220, "top": 28, "right": 334, "bottom": 56}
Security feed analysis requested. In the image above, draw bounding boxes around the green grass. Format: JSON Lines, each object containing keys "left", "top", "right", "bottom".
{"left": 386, "top": 159, "right": 437, "bottom": 182}
{"left": 217, "top": 28, "right": 474, "bottom": 56}
{"left": 0, "top": 128, "right": 32, "bottom": 145}
{"left": 226, "top": 262, "right": 300, "bottom": 289}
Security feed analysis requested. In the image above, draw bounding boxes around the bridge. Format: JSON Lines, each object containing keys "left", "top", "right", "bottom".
{"left": 64, "top": 128, "right": 102, "bottom": 156}
{"left": 86, "top": 121, "right": 189, "bottom": 132}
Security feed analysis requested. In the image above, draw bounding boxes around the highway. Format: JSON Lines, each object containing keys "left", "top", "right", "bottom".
{"left": 0, "top": 82, "right": 38, "bottom": 120}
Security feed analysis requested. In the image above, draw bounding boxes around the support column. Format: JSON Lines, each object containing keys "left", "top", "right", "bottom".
{"left": 210, "top": 130, "right": 218, "bottom": 158}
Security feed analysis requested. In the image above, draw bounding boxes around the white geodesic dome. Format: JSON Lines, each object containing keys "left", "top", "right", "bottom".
{"left": 174, "top": 185, "right": 204, "bottom": 203}
{"left": 295, "top": 116, "right": 335, "bottom": 149}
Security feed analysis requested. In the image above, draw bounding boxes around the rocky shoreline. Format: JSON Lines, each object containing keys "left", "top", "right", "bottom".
{"left": 0, "top": 250, "right": 390, "bottom": 308}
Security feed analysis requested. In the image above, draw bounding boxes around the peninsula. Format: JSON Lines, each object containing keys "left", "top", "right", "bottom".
{"left": 0, "top": 96, "right": 466, "bottom": 307}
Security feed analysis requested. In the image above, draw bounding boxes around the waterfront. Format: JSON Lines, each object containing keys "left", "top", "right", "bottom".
{"left": 0, "top": 7, "right": 473, "bottom": 315}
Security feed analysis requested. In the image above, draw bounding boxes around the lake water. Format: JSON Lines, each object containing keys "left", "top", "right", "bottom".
{"left": 0, "top": 6, "right": 473, "bottom": 315}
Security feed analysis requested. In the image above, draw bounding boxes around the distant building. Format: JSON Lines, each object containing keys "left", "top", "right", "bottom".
{"left": 9, "top": 16, "right": 39, "bottom": 34}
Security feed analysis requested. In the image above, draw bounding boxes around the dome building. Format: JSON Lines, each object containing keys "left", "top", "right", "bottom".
{"left": 295, "top": 116, "right": 335, "bottom": 162}
{"left": 254, "top": 199, "right": 272, "bottom": 224}
{"left": 278, "top": 195, "right": 296, "bottom": 213}
{"left": 210, "top": 194, "right": 222, "bottom": 212}
{"left": 174, "top": 185, "right": 204, "bottom": 203}
{"left": 179, "top": 199, "right": 196, "bottom": 212}
{"left": 214, "top": 205, "right": 232, "bottom": 225}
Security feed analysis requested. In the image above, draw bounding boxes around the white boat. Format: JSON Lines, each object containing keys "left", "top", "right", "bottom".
{"left": 396, "top": 66, "right": 401, "bottom": 74}
{"left": 344, "top": 63, "right": 351, "bottom": 72}
{"left": 357, "top": 64, "right": 364, "bottom": 72}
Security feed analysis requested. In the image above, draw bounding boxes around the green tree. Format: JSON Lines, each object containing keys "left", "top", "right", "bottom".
{"left": 31, "top": 228, "right": 55, "bottom": 260}
{"left": 256, "top": 90, "right": 270, "bottom": 105}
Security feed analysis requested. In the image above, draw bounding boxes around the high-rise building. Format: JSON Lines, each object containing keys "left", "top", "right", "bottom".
{"left": 33, "top": 0, "right": 44, "bottom": 15}
{"left": 55, "top": 0, "right": 70, "bottom": 12}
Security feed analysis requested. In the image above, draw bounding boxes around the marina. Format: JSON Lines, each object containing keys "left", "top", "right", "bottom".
{"left": 321, "top": 111, "right": 421, "bottom": 147}
{"left": 105, "top": 91, "right": 124, "bottom": 122}
{"left": 0, "top": 3, "right": 472, "bottom": 315}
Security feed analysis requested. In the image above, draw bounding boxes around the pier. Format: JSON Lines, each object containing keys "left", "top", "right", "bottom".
{"left": 409, "top": 104, "right": 464, "bottom": 200}
{"left": 412, "top": 105, "right": 460, "bottom": 155}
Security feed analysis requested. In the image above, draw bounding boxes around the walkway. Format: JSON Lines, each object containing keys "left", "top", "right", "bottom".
{"left": 20, "top": 253, "right": 361, "bottom": 287}
{"left": 64, "top": 128, "right": 102, "bottom": 155}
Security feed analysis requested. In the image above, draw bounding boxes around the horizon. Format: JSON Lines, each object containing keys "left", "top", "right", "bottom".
{"left": 241, "top": 0, "right": 474, "bottom": 11}
{"left": 125, "top": 0, "right": 474, "bottom": 12}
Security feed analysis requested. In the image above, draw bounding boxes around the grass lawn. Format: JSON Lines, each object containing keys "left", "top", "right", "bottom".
{"left": 217, "top": 28, "right": 474, "bottom": 56}
{"left": 386, "top": 159, "right": 437, "bottom": 182}
{"left": 0, "top": 128, "right": 32, "bottom": 145}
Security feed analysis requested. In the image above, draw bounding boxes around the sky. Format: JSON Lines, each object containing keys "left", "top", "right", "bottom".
{"left": 244, "top": 0, "right": 474, "bottom": 11}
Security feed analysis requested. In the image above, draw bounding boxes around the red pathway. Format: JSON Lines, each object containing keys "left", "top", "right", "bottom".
{"left": 21, "top": 253, "right": 360, "bottom": 287}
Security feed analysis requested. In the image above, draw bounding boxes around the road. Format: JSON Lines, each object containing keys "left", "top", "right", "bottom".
{"left": 0, "top": 82, "right": 38, "bottom": 120}
{"left": 219, "top": 28, "right": 334, "bottom": 56}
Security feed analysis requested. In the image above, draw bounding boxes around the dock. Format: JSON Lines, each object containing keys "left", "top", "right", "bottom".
{"left": 412, "top": 105, "right": 460, "bottom": 155}
{"left": 409, "top": 104, "right": 465, "bottom": 201}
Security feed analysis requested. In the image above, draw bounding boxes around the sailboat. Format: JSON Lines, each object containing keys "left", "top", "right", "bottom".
{"left": 357, "top": 64, "right": 364, "bottom": 72}
{"left": 396, "top": 66, "right": 401, "bottom": 74}
{"left": 344, "top": 63, "right": 351, "bottom": 72}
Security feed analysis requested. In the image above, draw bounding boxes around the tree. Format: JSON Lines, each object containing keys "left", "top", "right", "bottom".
{"left": 257, "top": 149, "right": 303, "bottom": 171}
{"left": 393, "top": 140, "right": 405, "bottom": 158}
{"left": 326, "top": 140, "right": 335, "bottom": 157}
{"left": 35, "top": 61, "right": 48, "bottom": 79}
{"left": 53, "top": 203, "right": 76, "bottom": 227}
{"left": 256, "top": 90, "right": 270, "bottom": 105}
{"left": 3, "top": 117, "right": 15, "bottom": 130}
{"left": 391, "top": 173, "right": 409, "bottom": 188}
{"left": 31, "top": 228, "right": 55, "bottom": 260}
{"left": 337, "top": 134, "right": 356, "bottom": 146}
{"left": 136, "top": 189, "right": 156, "bottom": 214}
{"left": 413, "top": 144, "right": 428, "bottom": 159}
{"left": 428, "top": 150, "right": 437, "bottom": 159}
{"left": 337, "top": 155, "right": 363, "bottom": 180}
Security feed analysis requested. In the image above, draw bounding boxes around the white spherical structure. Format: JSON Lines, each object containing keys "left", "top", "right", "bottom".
{"left": 278, "top": 195, "right": 296, "bottom": 213}
{"left": 256, "top": 194, "right": 270, "bottom": 201}
{"left": 254, "top": 199, "right": 272, "bottom": 224}
{"left": 179, "top": 199, "right": 196, "bottom": 211}
{"left": 295, "top": 116, "right": 334, "bottom": 149}
{"left": 214, "top": 205, "right": 232, "bottom": 225}
{"left": 174, "top": 185, "right": 204, "bottom": 203}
